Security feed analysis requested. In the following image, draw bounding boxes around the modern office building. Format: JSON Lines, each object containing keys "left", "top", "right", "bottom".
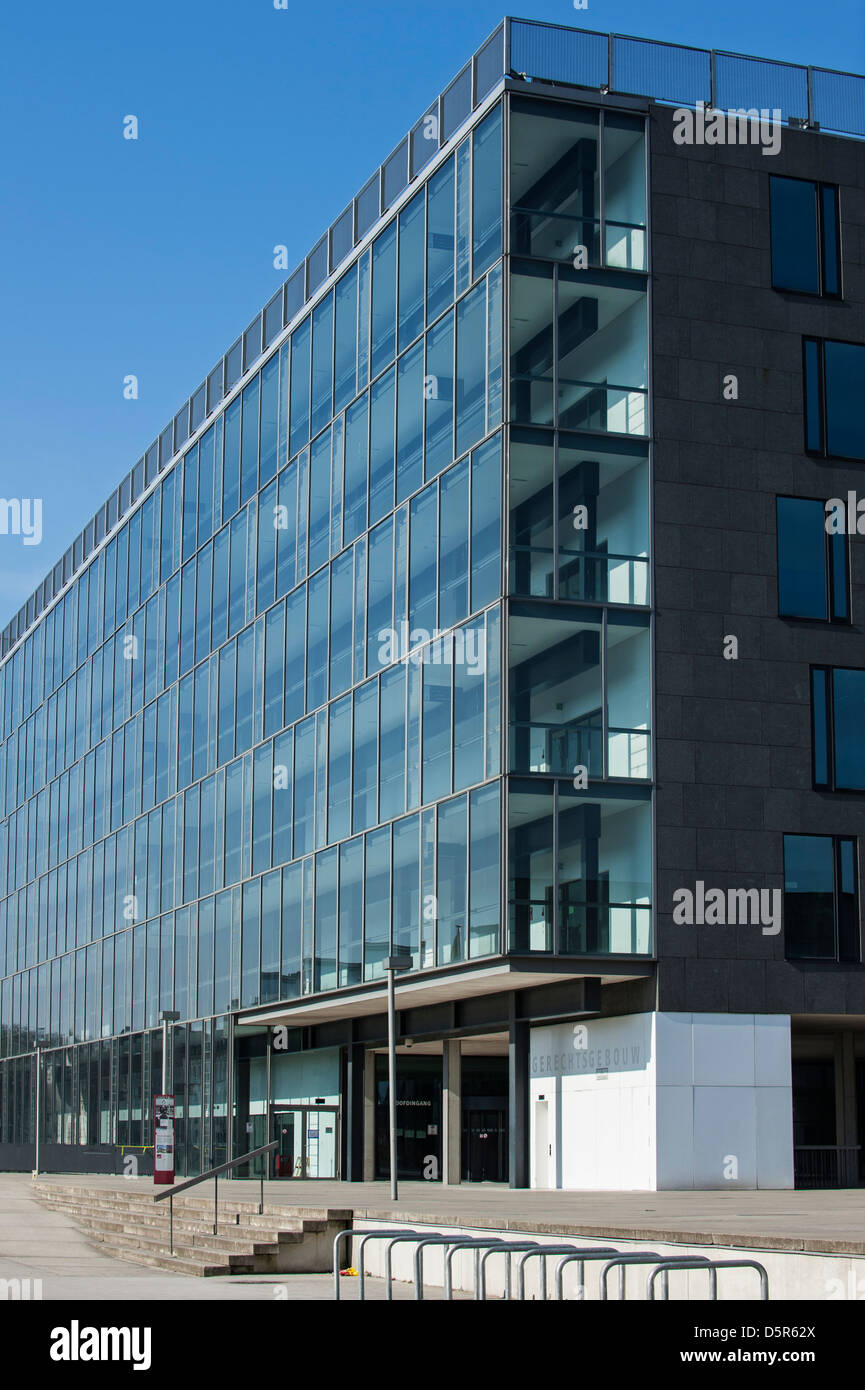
{"left": 2, "top": 19, "right": 865, "bottom": 1190}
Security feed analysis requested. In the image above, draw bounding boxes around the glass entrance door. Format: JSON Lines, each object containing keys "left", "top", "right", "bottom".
{"left": 272, "top": 1107, "right": 339, "bottom": 1178}
{"left": 462, "top": 1107, "right": 508, "bottom": 1182}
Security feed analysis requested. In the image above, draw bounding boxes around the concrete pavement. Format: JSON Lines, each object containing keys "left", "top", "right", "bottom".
{"left": 25, "top": 1171, "right": 865, "bottom": 1253}
{"left": 0, "top": 1175, "right": 442, "bottom": 1299}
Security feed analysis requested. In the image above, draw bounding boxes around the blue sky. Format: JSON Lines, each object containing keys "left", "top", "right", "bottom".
{"left": 1, "top": 0, "right": 863, "bottom": 625}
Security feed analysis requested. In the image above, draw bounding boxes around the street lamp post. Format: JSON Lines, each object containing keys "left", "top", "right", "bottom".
{"left": 384, "top": 954, "right": 413, "bottom": 1202}
{"left": 34, "top": 1045, "right": 42, "bottom": 1177}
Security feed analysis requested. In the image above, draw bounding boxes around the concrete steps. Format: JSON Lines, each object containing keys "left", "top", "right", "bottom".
{"left": 33, "top": 1181, "right": 352, "bottom": 1277}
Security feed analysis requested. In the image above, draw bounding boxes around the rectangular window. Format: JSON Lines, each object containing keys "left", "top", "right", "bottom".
{"left": 770, "top": 177, "right": 840, "bottom": 297}
{"left": 812, "top": 665, "right": 865, "bottom": 791}
{"left": 334, "top": 265, "right": 358, "bottom": 416}
{"left": 427, "top": 156, "right": 455, "bottom": 323}
{"left": 398, "top": 191, "right": 425, "bottom": 352}
{"left": 803, "top": 337, "right": 865, "bottom": 460}
{"left": 783, "top": 833, "right": 859, "bottom": 961}
{"left": 776, "top": 496, "right": 848, "bottom": 621}
{"left": 327, "top": 694, "right": 352, "bottom": 844}
{"left": 289, "top": 317, "right": 311, "bottom": 458}
{"left": 371, "top": 222, "right": 397, "bottom": 380}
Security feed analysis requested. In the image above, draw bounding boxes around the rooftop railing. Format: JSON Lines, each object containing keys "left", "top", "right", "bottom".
{"left": 3, "top": 17, "right": 863, "bottom": 661}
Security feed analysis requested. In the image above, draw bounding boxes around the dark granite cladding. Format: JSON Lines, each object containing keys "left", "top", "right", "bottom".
{"left": 650, "top": 107, "right": 865, "bottom": 1016}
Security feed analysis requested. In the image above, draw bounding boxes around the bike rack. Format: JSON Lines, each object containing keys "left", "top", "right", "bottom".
{"left": 332, "top": 1227, "right": 424, "bottom": 1300}
{"left": 553, "top": 1248, "right": 621, "bottom": 1300}
{"left": 514, "top": 1244, "right": 594, "bottom": 1301}
{"left": 599, "top": 1253, "right": 667, "bottom": 1300}
{"left": 443, "top": 1238, "right": 513, "bottom": 1300}
{"left": 647, "top": 1258, "right": 769, "bottom": 1301}
{"left": 412, "top": 1236, "right": 501, "bottom": 1300}
{"left": 478, "top": 1242, "right": 544, "bottom": 1300}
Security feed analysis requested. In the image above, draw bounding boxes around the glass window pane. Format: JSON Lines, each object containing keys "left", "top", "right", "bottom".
{"left": 803, "top": 338, "right": 822, "bottom": 453}
{"left": 776, "top": 497, "right": 827, "bottom": 619}
{"left": 784, "top": 834, "right": 836, "bottom": 958}
{"left": 409, "top": 484, "right": 438, "bottom": 636}
{"left": 832, "top": 667, "right": 865, "bottom": 790}
{"left": 339, "top": 837, "right": 364, "bottom": 987}
{"left": 334, "top": 265, "right": 358, "bottom": 416}
{"left": 396, "top": 341, "right": 424, "bottom": 502}
{"left": 240, "top": 375, "right": 260, "bottom": 505}
{"left": 469, "top": 783, "right": 499, "bottom": 957}
{"left": 770, "top": 177, "right": 819, "bottom": 293}
{"left": 276, "top": 461, "right": 297, "bottom": 599}
{"left": 473, "top": 104, "right": 502, "bottom": 279}
{"left": 369, "top": 366, "right": 395, "bottom": 524}
{"left": 367, "top": 517, "right": 394, "bottom": 675}
{"left": 281, "top": 862, "right": 302, "bottom": 999}
{"left": 273, "top": 727, "right": 294, "bottom": 865}
{"left": 604, "top": 112, "right": 646, "bottom": 270}
{"left": 363, "top": 826, "right": 390, "bottom": 980}
{"left": 289, "top": 318, "right": 311, "bottom": 457}
{"left": 371, "top": 222, "right": 397, "bottom": 379}
{"left": 285, "top": 585, "right": 306, "bottom": 725}
{"left": 510, "top": 265, "right": 554, "bottom": 427}
{"left": 344, "top": 395, "right": 369, "bottom": 545}
{"left": 471, "top": 433, "right": 501, "bottom": 611}
{"left": 812, "top": 668, "right": 829, "bottom": 786}
{"left": 424, "top": 310, "right": 454, "bottom": 479}
{"left": 306, "top": 568, "right": 330, "bottom": 710}
{"left": 311, "top": 293, "right": 334, "bottom": 438}
{"left": 329, "top": 548, "right": 354, "bottom": 698}
{"left": 437, "top": 794, "right": 467, "bottom": 965}
{"left": 399, "top": 191, "right": 426, "bottom": 352}
{"left": 379, "top": 663, "right": 406, "bottom": 822}
{"left": 455, "top": 139, "right": 471, "bottom": 296}
{"left": 453, "top": 619, "right": 485, "bottom": 792}
{"left": 422, "top": 634, "right": 452, "bottom": 804}
{"left": 314, "top": 848, "right": 338, "bottom": 992}
{"left": 293, "top": 717, "right": 315, "bottom": 857}
{"left": 308, "top": 427, "right": 332, "bottom": 575}
{"left": 825, "top": 341, "right": 865, "bottom": 460}
{"left": 353, "top": 679, "right": 378, "bottom": 832}
{"left": 821, "top": 185, "right": 840, "bottom": 296}
{"left": 260, "top": 353, "right": 280, "bottom": 485}
{"left": 392, "top": 813, "right": 420, "bottom": 964}
{"left": 439, "top": 459, "right": 469, "bottom": 629}
{"left": 328, "top": 694, "right": 352, "bottom": 843}
{"left": 511, "top": 97, "right": 600, "bottom": 262}
{"left": 427, "top": 157, "right": 455, "bottom": 323}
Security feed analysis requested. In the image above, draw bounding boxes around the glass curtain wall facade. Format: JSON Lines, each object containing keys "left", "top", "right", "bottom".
{"left": 506, "top": 95, "right": 653, "bottom": 962}
{"left": 0, "top": 101, "right": 504, "bottom": 1170}
{"left": 0, "top": 83, "right": 654, "bottom": 1173}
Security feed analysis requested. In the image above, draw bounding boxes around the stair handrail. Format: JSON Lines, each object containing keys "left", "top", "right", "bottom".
{"left": 153, "top": 1139, "right": 279, "bottom": 1255}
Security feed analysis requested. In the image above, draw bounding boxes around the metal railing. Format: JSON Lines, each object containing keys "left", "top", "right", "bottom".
{"left": 153, "top": 1139, "right": 279, "bottom": 1255}
{"left": 335, "top": 1227, "right": 771, "bottom": 1299}
{"left": 794, "top": 1144, "right": 861, "bottom": 1189}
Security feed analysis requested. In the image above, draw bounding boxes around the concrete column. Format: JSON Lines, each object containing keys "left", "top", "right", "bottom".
{"left": 834, "top": 1030, "right": 857, "bottom": 1185}
{"left": 508, "top": 1019, "right": 530, "bottom": 1189}
{"left": 442, "top": 1040, "right": 461, "bottom": 1185}
{"left": 344, "top": 1043, "right": 366, "bottom": 1182}
{"left": 362, "top": 1049, "right": 376, "bottom": 1181}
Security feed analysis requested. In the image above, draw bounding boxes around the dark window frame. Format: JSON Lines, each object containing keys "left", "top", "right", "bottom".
{"left": 783, "top": 832, "right": 860, "bottom": 963}
{"left": 769, "top": 175, "right": 842, "bottom": 299}
{"left": 811, "top": 664, "right": 865, "bottom": 792}
{"left": 803, "top": 335, "right": 865, "bottom": 462}
{"left": 776, "top": 494, "right": 849, "bottom": 624}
